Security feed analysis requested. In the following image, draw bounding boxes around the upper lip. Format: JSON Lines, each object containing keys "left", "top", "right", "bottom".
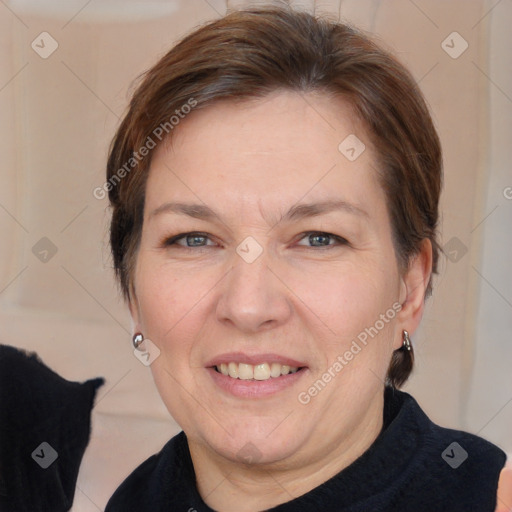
{"left": 205, "top": 352, "right": 307, "bottom": 368}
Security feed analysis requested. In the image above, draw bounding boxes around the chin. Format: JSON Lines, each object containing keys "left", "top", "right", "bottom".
{"left": 201, "top": 420, "right": 306, "bottom": 466}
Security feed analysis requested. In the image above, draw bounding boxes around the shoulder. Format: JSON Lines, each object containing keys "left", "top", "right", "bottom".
{"left": 395, "top": 389, "right": 506, "bottom": 466}
{"left": 391, "top": 389, "right": 507, "bottom": 511}
{"left": 104, "top": 431, "right": 187, "bottom": 512}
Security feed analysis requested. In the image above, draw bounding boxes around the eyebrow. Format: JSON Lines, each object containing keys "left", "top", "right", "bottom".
{"left": 149, "top": 200, "right": 369, "bottom": 225}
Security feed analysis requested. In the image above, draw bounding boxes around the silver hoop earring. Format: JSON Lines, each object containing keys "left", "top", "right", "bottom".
{"left": 402, "top": 330, "right": 412, "bottom": 351}
{"left": 132, "top": 332, "right": 144, "bottom": 349}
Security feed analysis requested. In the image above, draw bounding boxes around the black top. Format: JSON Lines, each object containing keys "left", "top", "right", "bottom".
{"left": 105, "top": 388, "right": 507, "bottom": 511}
{"left": 0, "top": 344, "right": 104, "bottom": 512}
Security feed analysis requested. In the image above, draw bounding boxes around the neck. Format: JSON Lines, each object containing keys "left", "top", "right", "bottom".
{"left": 188, "top": 391, "right": 385, "bottom": 512}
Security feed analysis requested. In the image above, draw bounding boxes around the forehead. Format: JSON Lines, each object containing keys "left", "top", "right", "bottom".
{"left": 145, "top": 90, "right": 385, "bottom": 224}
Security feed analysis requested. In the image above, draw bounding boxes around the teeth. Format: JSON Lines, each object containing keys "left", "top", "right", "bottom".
{"left": 238, "top": 363, "right": 253, "bottom": 380}
{"left": 215, "top": 362, "right": 300, "bottom": 380}
{"left": 270, "top": 363, "right": 282, "bottom": 378}
{"left": 228, "top": 362, "right": 239, "bottom": 378}
{"left": 254, "top": 363, "right": 270, "bottom": 381}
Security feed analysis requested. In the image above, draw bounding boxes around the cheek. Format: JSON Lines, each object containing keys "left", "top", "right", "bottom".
{"left": 135, "top": 260, "right": 213, "bottom": 428}
{"left": 134, "top": 258, "right": 224, "bottom": 383}
{"left": 308, "top": 264, "right": 400, "bottom": 382}
{"left": 300, "top": 262, "right": 398, "bottom": 332}
{"left": 136, "top": 258, "right": 206, "bottom": 338}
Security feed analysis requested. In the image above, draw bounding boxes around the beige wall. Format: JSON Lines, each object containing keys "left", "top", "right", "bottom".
{"left": 1, "top": 0, "right": 510, "bottom": 457}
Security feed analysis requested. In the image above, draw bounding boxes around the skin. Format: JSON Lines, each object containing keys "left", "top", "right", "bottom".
{"left": 496, "top": 466, "right": 512, "bottom": 512}
{"left": 129, "top": 89, "right": 443, "bottom": 511}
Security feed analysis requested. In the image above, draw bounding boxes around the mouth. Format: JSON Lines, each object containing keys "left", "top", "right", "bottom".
{"left": 205, "top": 354, "right": 309, "bottom": 398}
{"left": 212, "top": 362, "right": 305, "bottom": 381}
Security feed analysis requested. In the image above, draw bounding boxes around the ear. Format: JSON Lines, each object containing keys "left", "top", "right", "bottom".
{"left": 395, "top": 238, "right": 433, "bottom": 349}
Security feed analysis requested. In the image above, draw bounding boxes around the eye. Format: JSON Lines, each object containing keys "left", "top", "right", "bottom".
{"left": 161, "top": 232, "right": 216, "bottom": 249}
{"left": 160, "top": 231, "right": 349, "bottom": 251}
{"left": 295, "top": 231, "right": 349, "bottom": 248}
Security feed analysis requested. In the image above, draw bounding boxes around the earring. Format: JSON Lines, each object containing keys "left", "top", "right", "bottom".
{"left": 402, "top": 330, "right": 412, "bottom": 351}
{"left": 132, "top": 332, "right": 144, "bottom": 349}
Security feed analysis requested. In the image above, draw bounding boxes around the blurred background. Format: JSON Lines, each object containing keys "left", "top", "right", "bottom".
{"left": 1, "top": 0, "right": 511, "bottom": 510}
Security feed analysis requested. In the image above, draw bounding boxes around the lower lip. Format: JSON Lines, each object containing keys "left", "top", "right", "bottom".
{"left": 207, "top": 367, "right": 308, "bottom": 398}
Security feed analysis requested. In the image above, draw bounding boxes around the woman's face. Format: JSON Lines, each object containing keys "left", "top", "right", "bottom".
{"left": 130, "top": 90, "right": 426, "bottom": 469}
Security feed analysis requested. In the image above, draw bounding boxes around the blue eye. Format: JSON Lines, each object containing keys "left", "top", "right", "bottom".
{"left": 161, "top": 231, "right": 349, "bottom": 250}
{"left": 163, "top": 232, "right": 214, "bottom": 248}
{"left": 296, "top": 232, "right": 348, "bottom": 248}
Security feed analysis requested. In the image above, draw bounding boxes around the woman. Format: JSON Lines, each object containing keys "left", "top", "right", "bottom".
{"left": 103, "top": 6, "right": 510, "bottom": 511}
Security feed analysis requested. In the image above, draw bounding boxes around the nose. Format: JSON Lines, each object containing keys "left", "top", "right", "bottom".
{"left": 215, "top": 248, "right": 293, "bottom": 334}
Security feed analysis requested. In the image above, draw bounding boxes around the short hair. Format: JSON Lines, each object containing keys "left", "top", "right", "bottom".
{"left": 106, "top": 6, "right": 442, "bottom": 388}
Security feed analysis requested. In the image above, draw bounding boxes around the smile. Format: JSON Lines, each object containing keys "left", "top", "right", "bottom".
{"left": 214, "top": 362, "right": 302, "bottom": 381}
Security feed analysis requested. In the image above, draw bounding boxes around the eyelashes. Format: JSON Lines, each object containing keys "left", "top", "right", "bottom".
{"left": 162, "top": 232, "right": 213, "bottom": 248}
{"left": 295, "top": 232, "right": 349, "bottom": 248}
{"left": 160, "top": 231, "right": 350, "bottom": 250}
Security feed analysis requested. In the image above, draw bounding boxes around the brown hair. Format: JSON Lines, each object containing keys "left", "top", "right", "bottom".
{"left": 106, "top": 6, "right": 442, "bottom": 388}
